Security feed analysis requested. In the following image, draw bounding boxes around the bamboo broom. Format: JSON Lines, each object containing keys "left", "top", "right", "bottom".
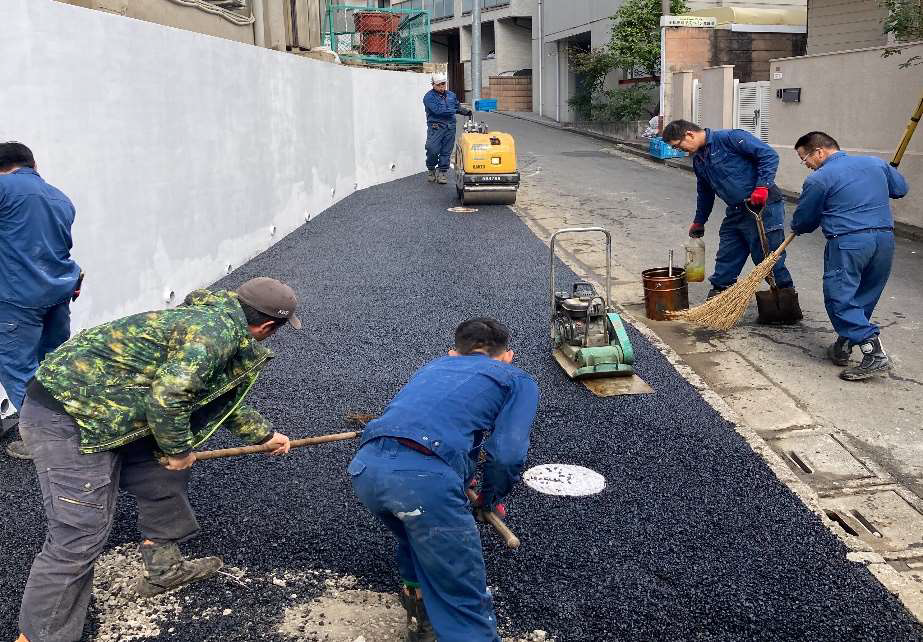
{"left": 668, "top": 233, "right": 797, "bottom": 331}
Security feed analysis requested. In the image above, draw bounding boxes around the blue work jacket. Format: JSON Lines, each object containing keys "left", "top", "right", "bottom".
{"left": 791, "top": 152, "right": 908, "bottom": 239}
{"left": 423, "top": 88, "right": 464, "bottom": 127}
{"left": 361, "top": 354, "right": 540, "bottom": 508}
{"left": 693, "top": 128, "right": 781, "bottom": 224}
{"left": 0, "top": 168, "right": 80, "bottom": 308}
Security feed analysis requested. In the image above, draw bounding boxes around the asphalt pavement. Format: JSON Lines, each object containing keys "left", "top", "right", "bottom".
{"left": 2, "top": 171, "right": 922, "bottom": 641}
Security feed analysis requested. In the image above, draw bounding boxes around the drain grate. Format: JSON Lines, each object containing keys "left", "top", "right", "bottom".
{"left": 820, "top": 491, "right": 923, "bottom": 551}
{"left": 771, "top": 433, "right": 873, "bottom": 483}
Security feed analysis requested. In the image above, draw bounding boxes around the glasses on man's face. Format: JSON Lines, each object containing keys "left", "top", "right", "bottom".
{"left": 667, "top": 140, "right": 684, "bottom": 151}
{"left": 799, "top": 149, "right": 817, "bottom": 165}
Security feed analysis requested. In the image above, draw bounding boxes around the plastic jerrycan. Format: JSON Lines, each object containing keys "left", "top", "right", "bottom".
{"left": 684, "top": 237, "right": 706, "bottom": 282}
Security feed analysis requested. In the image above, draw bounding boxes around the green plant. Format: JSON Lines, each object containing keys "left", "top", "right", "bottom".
{"left": 567, "top": 0, "right": 687, "bottom": 122}
{"left": 881, "top": 0, "right": 923, "bottom": 67}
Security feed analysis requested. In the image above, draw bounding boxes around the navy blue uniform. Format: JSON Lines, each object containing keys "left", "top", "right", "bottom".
{"left": 792, "top": 152, "right": 908, "bottom": 344}
{"left": 693, "top": 129, "right": 794, "bottom": 290}
{"left": 349, "top": 354, "right": 539, "bottom": 642}
{"left": 423, "top": 88, "right": 465, "bottom": 172}
{"left": 0, "top": 168, "right": 80, "bottom": 409}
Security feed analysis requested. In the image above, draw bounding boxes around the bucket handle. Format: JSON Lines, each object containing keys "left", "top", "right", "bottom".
{"left": 549, "top": 227, "right": 611, "bottom": 334}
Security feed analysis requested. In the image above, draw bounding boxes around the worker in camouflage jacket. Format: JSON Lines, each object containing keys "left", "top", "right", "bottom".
{"left": 15, "top": 277, "right": 300, "bottom": 642}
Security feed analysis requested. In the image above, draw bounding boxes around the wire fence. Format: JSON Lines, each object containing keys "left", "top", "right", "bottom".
{"left": 324, "top": 5, "right": 431, "bottom": 64}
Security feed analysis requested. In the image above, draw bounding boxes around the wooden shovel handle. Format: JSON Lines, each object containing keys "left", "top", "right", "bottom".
{"left": 193, "top": 431, "right": 361, "bottom": 461}
{"left": 467, "top": 489, "right": 521, "bottom": 549}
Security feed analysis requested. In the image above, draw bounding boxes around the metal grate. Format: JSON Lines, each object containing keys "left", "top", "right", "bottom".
{"left": 325, "top": 4, "right": 431, "bottom": 64}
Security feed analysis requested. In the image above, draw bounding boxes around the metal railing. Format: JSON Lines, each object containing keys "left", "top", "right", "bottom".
{"left": 392, "top": 0, "right": 453, "bottom": 21}
{"left": 462, "top": 0, "right": 510, "bottom": 14}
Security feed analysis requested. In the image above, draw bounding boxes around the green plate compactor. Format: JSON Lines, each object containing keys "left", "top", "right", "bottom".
{"left": 550, "top": 227, "right": 635, "bottom": 379}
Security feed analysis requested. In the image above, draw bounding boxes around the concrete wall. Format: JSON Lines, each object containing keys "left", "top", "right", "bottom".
{"left": 806, "top": 0, "right": 888, "bottom": 55}
{"left": 56, "top": 0, "right": 256, "bottom": 44}
{"left": 495, "top": 18, "right": 532, "bottom": 73}
{"left": 769, "top": 43, "right": 923, "bottom": 230}
{"left": 1, "top": 0, "right": 429, "bottom": 333}
{"left": 700, "top": 65, "right": 735, "bottom": 129}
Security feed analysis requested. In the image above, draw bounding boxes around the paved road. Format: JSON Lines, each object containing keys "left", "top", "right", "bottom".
{"left": 2, "top": 168, "right": 922, "bottom": 640}
{"left": 484, "top": 111, "right": 923, "bottom": 500}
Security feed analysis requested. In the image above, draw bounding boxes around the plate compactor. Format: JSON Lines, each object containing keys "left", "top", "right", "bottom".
{"left": 453, "top": 116, "right": 520, "bottom": 205}
{"left": 550, "top": 227, "right": 635, "bottom": 379}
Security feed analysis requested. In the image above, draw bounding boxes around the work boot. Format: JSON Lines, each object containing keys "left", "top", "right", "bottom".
{"left": 840, "top": 336, "right": 891, "bottom": 381}
{"left": 5, "top": 440, "right": 32, "bottom": 460}
{"left": 399, "top": 589, "right": 437, "bottom": 642}
{"left": 136, "top": 542, "right": 223, "bottom": 597}
{"left": 436, "top": 171, "right": 448, "bottom": 185}
{"left": 827, "top": 337, "right": 852, "bottom": 366}
{"left": 427, "top": 169, "right": 437, "bottom": 183}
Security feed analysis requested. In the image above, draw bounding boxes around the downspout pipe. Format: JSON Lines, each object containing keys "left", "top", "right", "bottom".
{"left": 472, "top": 0, "right": 482, "bottom": 104}
{"left": 537, "top": 0, "right": 543, "bottom": 117}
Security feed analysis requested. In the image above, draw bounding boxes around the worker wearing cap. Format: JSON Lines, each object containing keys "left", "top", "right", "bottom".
{"left": 423, "top": 73, "right": 471, "bottom": 184}
{"left": 15, "top": 277, "right": 299, "bottom": 642}
{"left": 663, "top": 120, "right": 797, "bottom": 301}
{"left": 350, "top": 318, "right": 539, "bottom": 642}
{"left": 791, "top": 131, "right": 908, "bottom": 381}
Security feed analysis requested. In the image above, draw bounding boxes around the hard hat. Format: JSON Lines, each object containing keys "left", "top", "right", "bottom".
{"left": 431, "top": 73, "right": 447, "bottom": 85}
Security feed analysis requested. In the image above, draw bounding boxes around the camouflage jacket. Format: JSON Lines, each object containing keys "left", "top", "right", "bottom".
{"left": 37, "top": 289, "right": 273, "bottom": 455}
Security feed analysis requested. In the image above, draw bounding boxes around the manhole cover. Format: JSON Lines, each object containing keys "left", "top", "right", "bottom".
{"left": 523, "top": 464, "right": 605, "bottom": 496}
{"left": 447, "top": 206, "right": 478, "bottom": 213}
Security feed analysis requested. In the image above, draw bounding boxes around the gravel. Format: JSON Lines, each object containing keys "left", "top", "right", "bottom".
{"left": 2, "top": 173, "right": 921, "bottom": 641}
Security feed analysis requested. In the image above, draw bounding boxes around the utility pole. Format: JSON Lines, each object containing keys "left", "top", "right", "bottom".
{"left": 659, "top": 0, "right": 670, "bottom": 131}
{"left": 472, "top": 0, "right": 482, "bottom": 105}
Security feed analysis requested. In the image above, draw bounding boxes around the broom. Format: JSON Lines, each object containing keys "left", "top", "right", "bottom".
{"left": 667, "top": 233, "right": 797, "bottom": 331}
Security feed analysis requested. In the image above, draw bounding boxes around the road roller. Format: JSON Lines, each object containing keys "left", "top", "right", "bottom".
{"left": 453, "top": 116, "right": 520, "bottom": 205}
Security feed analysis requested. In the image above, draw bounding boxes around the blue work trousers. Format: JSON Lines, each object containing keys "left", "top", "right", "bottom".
{"left": 349, "top": 437, "right": 500, "bottom": 642}
{"left": 711, "top": 201, "right": 794, "bottom": 290}
{"left": 0, "top": 300, "right": 70, "bottom": 411}
{"left": 425, "top": 123, "right": 456, "bottom": 172}
{"left": 823, "top": 230, "right": 894, "bottom": 345}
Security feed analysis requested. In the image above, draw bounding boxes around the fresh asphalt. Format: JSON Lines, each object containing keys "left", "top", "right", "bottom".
{"left": 2, "top": 172, "right": 922, "bottom": 641}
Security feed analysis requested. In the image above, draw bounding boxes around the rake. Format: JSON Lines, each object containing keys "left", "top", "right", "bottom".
{"left": 667, "top": 233, "right": 797, "bottom": 331}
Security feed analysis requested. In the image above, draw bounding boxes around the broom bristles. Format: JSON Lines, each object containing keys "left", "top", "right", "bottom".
{"left": 668, "top": 243, "right": 787, "bottom": 331}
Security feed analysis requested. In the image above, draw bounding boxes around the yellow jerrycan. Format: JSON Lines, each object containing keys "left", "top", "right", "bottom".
{"left": 684, "top": 237, "right": 706, "bottom": 282}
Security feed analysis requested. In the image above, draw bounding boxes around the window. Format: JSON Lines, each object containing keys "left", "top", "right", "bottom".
{"left": 462, "top": 0, "right": 510, "bottom": 13}
{"left": 393, "top": 0, "right": 453, "bottom": 19}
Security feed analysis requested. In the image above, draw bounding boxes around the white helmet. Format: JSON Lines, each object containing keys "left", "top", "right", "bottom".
{"left": 431, "top": 73, "right": 447, "bottom": 85}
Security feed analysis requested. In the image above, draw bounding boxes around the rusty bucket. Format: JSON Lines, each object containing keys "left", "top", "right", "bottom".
{"left": 642, "top": 267, "right": 689, "bottom": 321}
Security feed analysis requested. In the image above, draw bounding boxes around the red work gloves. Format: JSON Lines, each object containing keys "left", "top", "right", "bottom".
{"left": 470, "top": 488, "right": 507, "bottom": 519}
{"left": 688, "top": 223, "right": 705, "bottom": 238}
{"left": 749, "top": 187, "right": 769, "bottom": 206}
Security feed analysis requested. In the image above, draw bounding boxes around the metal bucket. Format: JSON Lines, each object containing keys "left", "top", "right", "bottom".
{"left": 642, "top": 267, "right": 689, "bottom": 321}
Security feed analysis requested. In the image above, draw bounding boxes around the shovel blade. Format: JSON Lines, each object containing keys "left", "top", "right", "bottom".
{"left": 755, "top": 288, "right": 803, "bottom": 325}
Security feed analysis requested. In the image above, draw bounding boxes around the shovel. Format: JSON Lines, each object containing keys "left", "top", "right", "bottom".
{"left": 747, "top": 201, "right": 803, "bottom": 325}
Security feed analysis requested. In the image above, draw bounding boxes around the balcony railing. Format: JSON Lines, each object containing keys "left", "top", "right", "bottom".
{"left": 462, "top": 0, "right": 510, "bottom": 14}
{"left": 393, "top": 0, "right": 454, "bottom": 20}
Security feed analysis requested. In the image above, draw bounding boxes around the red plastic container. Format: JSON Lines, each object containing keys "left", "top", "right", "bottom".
{"left": 354, "top": 12, "right": 400, "bottom": 33}
{"left": 360, "top": 32, "right": 390, "bottom": 56}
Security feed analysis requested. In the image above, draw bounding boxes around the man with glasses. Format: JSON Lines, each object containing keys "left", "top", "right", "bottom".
{"left": 791, "top": 131, "right": 908, "bottom": 380}
{"left": 349, "top": 318, "right": 539, "bottom": 642}
{"left": 662, "top": 120, "right": 796, "bottom": 302}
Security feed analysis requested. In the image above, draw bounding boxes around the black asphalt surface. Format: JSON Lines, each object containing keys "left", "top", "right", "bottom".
{"left": 2, "top": 173, "right": 922, "bottom": 641}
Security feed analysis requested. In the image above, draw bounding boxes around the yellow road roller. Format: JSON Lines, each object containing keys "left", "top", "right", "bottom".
{"left": 453, "top": 117, "right": 520, "bottom": 205}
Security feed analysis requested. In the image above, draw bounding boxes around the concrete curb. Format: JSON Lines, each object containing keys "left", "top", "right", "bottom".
{"left": 496, "top": 111, "right": 923, "bottom": 241}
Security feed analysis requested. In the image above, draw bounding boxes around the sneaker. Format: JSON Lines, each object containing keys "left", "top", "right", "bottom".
{"left": 426, "top": 169, "right": 437, "bottom": 183}
{"left": 399, "top": 590, "right": 437, "bottom": 642}
{"left": 5, "top": 440, "right": 32, "bottom": 460}
{"left": 840, "top": 336, "right": 892, "bottom": 381}
{"left": 436, "top": 171, "right": 448, "bottom": 185}
{"left": 136, "top": 542, "right": 223, "bottom": 597}
{"left": 826, "top": 337, "right": 851, "bottom": 366}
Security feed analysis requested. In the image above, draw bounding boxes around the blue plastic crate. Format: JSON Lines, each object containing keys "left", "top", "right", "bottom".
{"left": 475, "top": 98, "right": 497, "bottom": 112}
{"left": 649, "top": 136, "right": 686, "bottom": 159}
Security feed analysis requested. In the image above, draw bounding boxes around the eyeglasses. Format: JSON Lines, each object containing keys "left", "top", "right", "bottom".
{"left": 667, "top": 141, "right": 683, "bottom": 151}
{"left": 799, "top": 149, "right": 818, "bottom": 165}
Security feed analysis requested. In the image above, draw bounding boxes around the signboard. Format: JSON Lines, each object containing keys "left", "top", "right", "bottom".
{"left": 660, "top": 16, "right": 717, "bottom": 28}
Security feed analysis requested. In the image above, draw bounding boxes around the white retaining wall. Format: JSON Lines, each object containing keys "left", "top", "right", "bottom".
{"left": 0, "top": 0, "right": 429, "bottom": 412}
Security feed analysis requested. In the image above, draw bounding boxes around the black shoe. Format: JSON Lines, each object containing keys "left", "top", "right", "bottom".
{"left": 827, "top": 337, "right": 851, "bottom": 366}
{"left": 136, "top": 542, "right": 223, "bottom": 597}
{"left": 399, "top": 590, "right": 437, "bottom": 642}
{"left": 840, "top": 336, "right": 891, "bottom": 381}
{"left": 706, "top": 286, "right": 728, "bottom": 301}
